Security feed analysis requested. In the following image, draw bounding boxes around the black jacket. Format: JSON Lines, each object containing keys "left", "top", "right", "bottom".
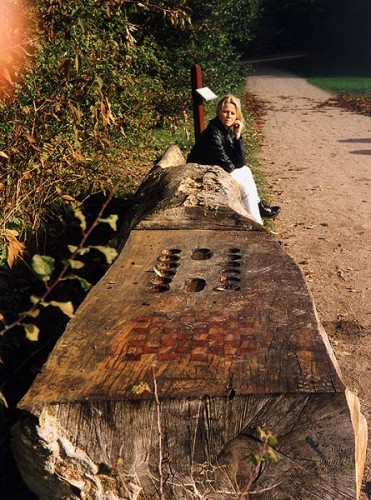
{"left": 187, "top": 117, "right": 246, "bottom": 173}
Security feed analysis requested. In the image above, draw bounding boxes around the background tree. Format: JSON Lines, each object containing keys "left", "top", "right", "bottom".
{"left": 244, "top": 0, "right": 371, "bottom": 66}
{"left": 312, "top": 0, "right": 371, "bottom": 64}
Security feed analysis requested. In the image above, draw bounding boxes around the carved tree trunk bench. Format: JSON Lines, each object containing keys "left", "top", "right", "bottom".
{"left": 12, "top": 146, "right": 367, "bottom": 499}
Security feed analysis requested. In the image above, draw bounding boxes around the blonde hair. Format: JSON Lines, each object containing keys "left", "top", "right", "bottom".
{"left": 216, "top": 95, "right": 244, "bottom": 124}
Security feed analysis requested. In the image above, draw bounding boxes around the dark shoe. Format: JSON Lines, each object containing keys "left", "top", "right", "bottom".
{"left": 259, "top": 201, "right": 281, "bottom": 219}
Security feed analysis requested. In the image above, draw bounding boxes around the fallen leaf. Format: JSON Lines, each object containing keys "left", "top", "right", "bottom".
{"left": 336, "top": 267, "right": 346, "bottom": 281}
{"left": 61, "top": 194, "right": 76, "bottom": 202}
{"left": 337, "top": 351, "right": 352, "bottom": 357}
{"left": 304, "top": 270, "right": 315, "bottom": 280}
{"left": 131, "top": 381, "right": 151, "bottom": 395}
{"left": 4, "top": 233, "right": 26, "bottom": 268}
{"left": 25, "top": 134, "right": 36, "bottom": 144}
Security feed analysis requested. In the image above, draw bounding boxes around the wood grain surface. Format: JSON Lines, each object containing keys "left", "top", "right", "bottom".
{"left": 13, "top": 151, "right": 365, "bottom": 499}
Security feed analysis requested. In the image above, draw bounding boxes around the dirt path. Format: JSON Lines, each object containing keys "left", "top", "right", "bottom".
{"left": 247, "top": 65, "right": 371, "bottom": 498}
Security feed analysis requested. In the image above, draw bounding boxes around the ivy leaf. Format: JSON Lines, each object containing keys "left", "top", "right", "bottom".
{"left": 267, "top": 448, "right": 278, "bottom": 463}
{"left": 75, "top": 247, "right": 90, "bottom": 256}
{"left": 72, "top": 205, "right": 87, "bottom": 232}
{"left": 24, "top": 323, "right": 40, "bottom": 341}
{"left": 65, "top": 274, "right": 92, "bottom": 291}
{"left": 25, "top": 308, "right": 40, "bottom": 318}
{"left": 257, "top": 426, "right": 267, "bottom": 441}
{"left": 66, "top": 259, "right": 85, "bottom": 269}
{"left": 68, "top": 245, "right": 91, "bottom": 256}
{"left": 30, "top": 295, "right": 40, "bottom": 305}
{"left": 99, "top": 214, "right": 119, "bottom": 231}
{"left": 32, "top": 255, "right": 55, "bottom": 281}
{"left": 91, "top": 246, "right": 118, "bottom": 264}
{"left": 268, "top": 435, "right": 278, "bottom": 447}
{"left": 48, "top": 300, "right": 75, "bottom": 318}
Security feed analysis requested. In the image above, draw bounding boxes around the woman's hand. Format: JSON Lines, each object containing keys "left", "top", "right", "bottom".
{"left": 233, "top": 119, "right": 243, "bottom": 140}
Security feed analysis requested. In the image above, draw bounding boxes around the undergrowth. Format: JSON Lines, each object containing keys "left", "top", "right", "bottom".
{"left": 0, "top": 4, "right": 266, "bottom": 495}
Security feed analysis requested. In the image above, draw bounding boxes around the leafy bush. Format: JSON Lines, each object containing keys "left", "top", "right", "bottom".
{"left": 0, "top": 0, "right": 264, "bottom": 337}
{"left": 1, "top": 0, "right": 263, "bottom": 253}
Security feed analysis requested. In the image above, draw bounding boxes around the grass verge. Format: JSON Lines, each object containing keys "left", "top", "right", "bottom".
{"left": 271, "top": 56, "right": 371, "bottom": 117}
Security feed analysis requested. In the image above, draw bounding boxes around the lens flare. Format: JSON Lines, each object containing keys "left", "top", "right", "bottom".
{"left": 0, "top": 0, "right": 31, "bottom": 89}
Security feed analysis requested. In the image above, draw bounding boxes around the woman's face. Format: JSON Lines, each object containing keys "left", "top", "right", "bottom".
{"left": 218, "top": 102, "right": 237, "bottom": 128}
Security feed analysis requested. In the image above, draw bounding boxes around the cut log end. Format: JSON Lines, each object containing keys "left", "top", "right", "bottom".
{"left": 13, "top": 393, "right": 364, "bottom": 499}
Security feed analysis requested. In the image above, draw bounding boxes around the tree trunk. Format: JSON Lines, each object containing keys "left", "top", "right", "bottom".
{"left": 12, "top": 146, "right": 367, "bottom": 499}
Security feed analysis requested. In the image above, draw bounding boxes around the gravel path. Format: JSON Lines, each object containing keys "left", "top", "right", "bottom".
{"left": 247, "top": 65, "right": 371, "bottom": 498}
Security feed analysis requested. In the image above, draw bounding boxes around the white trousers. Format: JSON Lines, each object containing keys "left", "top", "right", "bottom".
{"left": 230, "top": 166, "right": 263, "bottom": 225}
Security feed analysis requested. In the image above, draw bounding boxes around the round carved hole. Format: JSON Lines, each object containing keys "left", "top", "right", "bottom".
{"left": 214, "top": 283, "right": 240, "bottom": 292}
{"left": 161, "top": 248, "right": 181, "bottom": 255}
{"left": 191, "top": 248, "right": 213, "bottom": 260}
{"left": 153, "top": 268, "right": 176, "bottom": 278}
{"left": 220, "top": 268, "right": 241, "bottom": 276}
{"left": 224, "top": 261, "right": 241, "bottom": 268}
{"left": 228, "top": 254, "right": 242, "bottom": 261}
{"left": 229, "top": 247, "right": 241, "bottom": 253}
{"left": 146, "top": 284, "right": 170, "bottom": 293}
{"left": 158, "top": 254, "right": 180, "bottom": 263}
{"left": 156, "top": 261, "right": 179, "bottom": 270}
{"left": 184, "top": 278, "right": 206, "bottom": 292}
{"left": 150, "top": 277, "right": 172, "bottom": 286}
{"left": 221, "top": 276, "right": 241, "bottom": 285}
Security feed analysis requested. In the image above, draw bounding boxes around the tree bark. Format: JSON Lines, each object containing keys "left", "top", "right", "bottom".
{"left": 12, "top": 146, "right": 367, "bottom": 499}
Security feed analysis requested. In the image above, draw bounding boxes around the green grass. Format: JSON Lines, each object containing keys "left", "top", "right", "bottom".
{"left": 307, "top": 75, "right": 371, "bottom": 96}
{"left": 272, "top": 56, "right": 371, "bottom": 97}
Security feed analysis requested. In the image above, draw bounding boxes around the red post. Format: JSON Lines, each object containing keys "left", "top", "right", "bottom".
{"left": 191, "top": 64, "right": 205, "bottom": 142}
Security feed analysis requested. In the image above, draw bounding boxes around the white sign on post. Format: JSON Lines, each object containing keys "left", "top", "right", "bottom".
{"left": 195, "top": 87, "right": 217, "bottom": 102}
